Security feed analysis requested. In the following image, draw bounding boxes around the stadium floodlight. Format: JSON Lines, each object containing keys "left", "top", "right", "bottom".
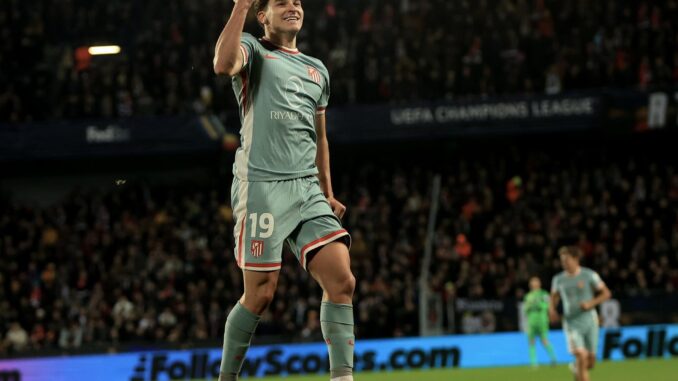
{"left": 88, "top": 45, "right": 121, "bottom": 55}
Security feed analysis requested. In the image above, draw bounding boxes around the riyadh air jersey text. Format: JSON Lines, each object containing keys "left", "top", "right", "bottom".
{"left": 232, "top": 33, "right": 330, "bottom": 182}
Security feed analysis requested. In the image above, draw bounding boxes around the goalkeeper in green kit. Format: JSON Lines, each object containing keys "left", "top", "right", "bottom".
{"left": 523, "top": 276, "right": 557, "bottom": 367}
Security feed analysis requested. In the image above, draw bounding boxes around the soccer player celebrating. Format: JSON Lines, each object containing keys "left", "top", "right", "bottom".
{"left": 523, "top": 276, "right": 557, "bottom": 367}
{"left": 213, "top": 1, "right": 354, "bottom": 381}
{"left": 550, "top": 247, "right": 612, "bottom": 381}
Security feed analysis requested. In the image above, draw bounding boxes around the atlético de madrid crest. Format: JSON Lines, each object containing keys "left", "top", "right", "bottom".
{"left": 307, "top": 66, "right": 321, "bottom": 85}
{"left": 251, "top": 240, "right": 264, "bottom": 257}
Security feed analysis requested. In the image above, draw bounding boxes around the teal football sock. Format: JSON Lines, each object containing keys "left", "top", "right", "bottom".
{"left": 219, "top": 303, "right": 261, "bottom": 379}
{"left": 320, "top": 302, "right": 355, "bottom": 379}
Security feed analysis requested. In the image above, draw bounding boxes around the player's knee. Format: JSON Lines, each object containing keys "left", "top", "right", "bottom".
{"left": 346, "top": 272, "right": 356, "bottom": 295}
{"left": 244, "top": 283, "right": 277, "bottom": 313}
{"left": 257, "top": 283, "right": 277, "bottom": 306}
{"left": 338, "top": 272, "right": 356, "bottom": 297}
{"left": 328, "top": 272, "right": 355, "bottom": 299}
{"left": 588, "top": 355, "right": 596, "bottom": 369}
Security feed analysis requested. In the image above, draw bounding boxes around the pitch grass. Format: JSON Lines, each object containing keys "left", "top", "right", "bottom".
{"left": 207, "top": 358, "right": 678, "bottom": 381}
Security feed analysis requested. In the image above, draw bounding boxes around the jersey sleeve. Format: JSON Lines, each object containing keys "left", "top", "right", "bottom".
{"left": 239, "top": 33, "right": 261, "bottom": 71}
{"left": 588, "top": 270, "right": 605, "bottom": 290}
{"left": 550, "top": 276, "right": 559, "bottom": 294}
{"left": 316, "top": 66, "right": 330, "bottom": 115}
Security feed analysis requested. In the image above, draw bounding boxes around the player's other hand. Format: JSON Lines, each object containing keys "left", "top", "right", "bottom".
{"left": 580, "top": 301, "right": 594, "bottom": 311}
{"left": 549, "top": 308, "right": 560, "bottom": 322}
{"left": 327, "top": 197, "right": 346, "bottom": 219}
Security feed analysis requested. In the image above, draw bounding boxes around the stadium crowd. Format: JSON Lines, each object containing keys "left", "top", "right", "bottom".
{"left": 0, "top": 166, "right": 426, "bottom": 355}
{"left": 1, "top": 147, "right": 677, "bottom": 355}
{"left": 2, "top": 0, "right": 678, "bottom": 123}
{"left": 430, "top": 149, "right": 678, "bottom": 331}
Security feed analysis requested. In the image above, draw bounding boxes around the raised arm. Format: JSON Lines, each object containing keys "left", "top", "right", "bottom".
{"left": 315, "top": 113, "right": 346, "bottom": 219}
{"left": 213, "top": 1, "right": 254, "bottom": 76}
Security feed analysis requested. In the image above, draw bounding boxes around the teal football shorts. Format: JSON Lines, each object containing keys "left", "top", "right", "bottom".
{"left": 231, "top": 176, "right": 351, "bottom": 271}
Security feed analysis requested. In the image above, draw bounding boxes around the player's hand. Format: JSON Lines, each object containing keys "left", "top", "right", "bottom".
{"left": 327, "top": 197, "right": 346, "bottom": 219}
{"left": 580, "top": 301, "right": 594, "bottom": 311}
{"left": 233, "top": 0, "right": 255, "bottom": 8}
{"left": 549, "top": 308, "right": 560, "bottom": 322}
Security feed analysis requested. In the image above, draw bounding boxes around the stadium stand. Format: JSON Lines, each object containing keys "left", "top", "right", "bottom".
{"left": 2, "top": 0, "right": 678, "bottom": 122}
{"left": 2, "top": 142, "right": 677, "bottom": 354}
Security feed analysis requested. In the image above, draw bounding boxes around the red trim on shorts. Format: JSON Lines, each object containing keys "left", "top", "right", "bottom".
{"left": 300, "top": 229, "right": 349, "bottom": 268}
{"left": 238, "top": 217, "right": 246, "bottom": 267}
{"left": 244, "top": 263, "right": 282, "bottom": 268}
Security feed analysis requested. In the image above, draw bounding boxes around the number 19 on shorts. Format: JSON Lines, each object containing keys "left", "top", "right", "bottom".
{"left": 249, "top": 213, "right": 275, "bottom": 238}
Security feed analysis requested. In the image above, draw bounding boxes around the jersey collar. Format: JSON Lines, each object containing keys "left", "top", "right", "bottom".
{"left": 261, "top": 37, "right": 300, "bottom": 55}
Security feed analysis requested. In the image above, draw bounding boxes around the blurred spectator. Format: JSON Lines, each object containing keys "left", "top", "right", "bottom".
{"left": 58, "top": 320, "right": 83, "bottom": 350}
{"left": 4, "top": 322, "right": 29, "bottom": 353}
{"left": 454, "top": 234, "right": 472, "bottom": 258}
{"left": 112, "top": 294, "right": 135, "bottom": 324}
{"left": 506, "top": 176, "right": 522, "bottom": 204}
{"left": 299, "top": 310, "right": 323, "bottom": 343}
{"left": 158, "top": 307, "right": 178, "bottom": 329}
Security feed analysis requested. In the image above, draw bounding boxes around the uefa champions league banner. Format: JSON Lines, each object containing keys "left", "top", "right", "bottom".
{"left": 326, "top": 93, "right": 603, "bottom": 142}
{"left": 0, "top": 325, "right": 676, "bottom": 381}
{"left": 326, "top": 88, "right": 678, "bottom": 141}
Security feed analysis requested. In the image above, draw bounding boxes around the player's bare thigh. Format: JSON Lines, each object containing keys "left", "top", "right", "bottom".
{"left": 240, "top": 269, "right": 280, "bottom": 314}
{"left": 307, "top": 241, "right": 354, "bottom": 304}
{"left": 573, "top": 348, "right": 590, "bottom": 380}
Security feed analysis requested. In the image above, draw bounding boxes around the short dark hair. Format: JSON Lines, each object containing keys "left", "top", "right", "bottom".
{"left": 254, "top": 0, "right": 269, "bottom": 13}
{"left": 253, "top": 0, "right": 269, "bottom": 29}
{"left": 558, "top": 246, "right": 582, "bottom": 259}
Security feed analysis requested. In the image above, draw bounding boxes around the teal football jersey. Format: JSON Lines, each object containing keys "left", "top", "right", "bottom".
{"left": 551, "top": 267, "right": 604, "bottom": 325}
{"left": 232, "top": 33, "right": 330, "bottom": 182}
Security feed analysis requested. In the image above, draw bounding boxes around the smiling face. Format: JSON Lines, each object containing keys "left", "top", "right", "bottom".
{"left": 257, "top": 0, "right": 304, "bottom": 36}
